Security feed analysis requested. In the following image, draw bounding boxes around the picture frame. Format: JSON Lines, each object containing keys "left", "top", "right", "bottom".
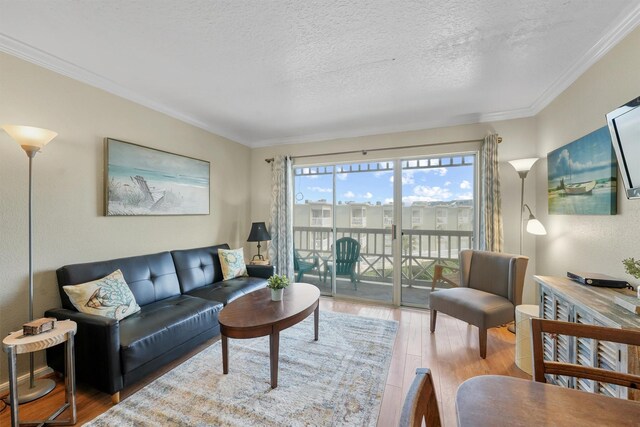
{"left": 547, "top": 126, "right": 617, "bottom": 215}
{"left": 105, "top": 138, "right": 210, "bottom": 216}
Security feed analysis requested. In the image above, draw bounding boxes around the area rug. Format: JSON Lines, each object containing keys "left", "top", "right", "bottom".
{"left": 85, "top": 311, "right": 398, "bottom": 427}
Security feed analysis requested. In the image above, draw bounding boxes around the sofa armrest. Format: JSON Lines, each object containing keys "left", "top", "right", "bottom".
{"left": 246, "top": 264, "right": 275, "bottom": 279}
{"left": 44, "top": 308, "right": 124, "bottom": 394}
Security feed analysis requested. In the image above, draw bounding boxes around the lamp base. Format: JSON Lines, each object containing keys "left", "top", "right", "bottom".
{"left": 252, "top": 254, "right": 265, "bottom": 261}
{"left": 4, "top": 378, "right": 56, "bottom": 404}
{"left": 507, "top": 322, "right": 516, "bottom": 334}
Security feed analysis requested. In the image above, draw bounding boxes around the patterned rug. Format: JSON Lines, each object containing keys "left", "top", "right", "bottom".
{"left": 85, "top": 311, "right": 398, "bottom": 427}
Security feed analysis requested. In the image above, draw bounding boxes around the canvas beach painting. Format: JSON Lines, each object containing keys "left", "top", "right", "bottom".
{"left": 547, "top": 126, "right": 617, "bottom": 215}
{"left": 105, "top": 138, "right": 210, "bottom": 216}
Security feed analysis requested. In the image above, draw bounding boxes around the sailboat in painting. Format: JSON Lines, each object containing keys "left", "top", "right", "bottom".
{"left": 560, "top": 178, "right": 596, "bottom": 195}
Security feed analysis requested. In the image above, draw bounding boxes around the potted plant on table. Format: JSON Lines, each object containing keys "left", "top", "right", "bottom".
{"left": 267, "top": 274, "right": 290, "bottom": 301}
{"left": 623, "top": 258, "right": 640, "bottom": 298}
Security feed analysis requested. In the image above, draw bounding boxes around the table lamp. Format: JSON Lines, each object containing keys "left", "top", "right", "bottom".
{"left": 247, "top": 222, "right": 271, "bottom": 261}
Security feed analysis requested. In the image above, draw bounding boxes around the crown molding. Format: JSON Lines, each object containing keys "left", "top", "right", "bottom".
{"left": 528, "top": 3, "right": 640, "bottom": 115}
{"left": 250, "top": 107, "right": 535, "bottom": 148}
{"left": 0, "top": 33, "right": 251, "bottom": 146}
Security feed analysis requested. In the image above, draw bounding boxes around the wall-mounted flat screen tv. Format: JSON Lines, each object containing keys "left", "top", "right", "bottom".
{"left": 606, "top": 96, "right": 640, "bottom": 199}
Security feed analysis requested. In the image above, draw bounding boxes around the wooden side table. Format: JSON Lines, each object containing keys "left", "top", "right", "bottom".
{"left": 2, "top": 320, "right": 77, "bottom": 427}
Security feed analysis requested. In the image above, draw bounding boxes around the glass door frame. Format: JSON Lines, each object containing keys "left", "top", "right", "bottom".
{"left": 394, "top": 151, "right": 480, "bottom": 308}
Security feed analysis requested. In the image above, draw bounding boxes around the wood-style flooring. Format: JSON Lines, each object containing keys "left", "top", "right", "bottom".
{"left": 0, "top": 297, "right": 529, "bottom": 426}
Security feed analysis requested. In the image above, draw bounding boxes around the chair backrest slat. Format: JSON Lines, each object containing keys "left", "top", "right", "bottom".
{"left": 531, "top": 318, "right": 640, "bottom": 391}
{"left": 399, "top": 368, "right": 441, "bottom": 427}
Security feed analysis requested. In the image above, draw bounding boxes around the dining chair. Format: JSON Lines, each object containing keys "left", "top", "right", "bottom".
{"left": 531, "top": 318, "right": 640, "bottom": 391}
{"left": 399, "top": 368, "right": 441, "bottom": 427}
{"left": 429, "top": 249, "right": 528, "bottom": 358}
{"left": 322, "top": 237, "right": 360, "bottom": 290}
{"left": 293, "top": 249, "right": 320, "bottom": 282}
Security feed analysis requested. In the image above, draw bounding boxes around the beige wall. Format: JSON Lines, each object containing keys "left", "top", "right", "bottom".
{"left": 251, "top": 117, "right": 543, "bottom": 302}
{"left": 535, "top": 27, "right": 640, "bottom": 283}
{"left": 0, "top": 52, "right": 252, "bottom": 383}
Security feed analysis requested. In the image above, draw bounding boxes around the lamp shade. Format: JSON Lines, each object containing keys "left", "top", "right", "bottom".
{"left": 526, "top": 218, "right": 547, "bottom": 235}
{"left": 247, "top": 222, "right": 271, "bottom": 242}
{"left": 2, "top": 125, "right": 57, "bottom": 153}
{"left": 508, "top": 157, "right": 539, "bottom": 173}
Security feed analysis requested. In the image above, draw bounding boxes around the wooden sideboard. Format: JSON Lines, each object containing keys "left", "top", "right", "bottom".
{"left": 534, "top": 275, "right": 640, "bottom": 400}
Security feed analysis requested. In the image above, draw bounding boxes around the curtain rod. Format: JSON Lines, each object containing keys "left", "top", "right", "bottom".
{"left": 264, "top": 136, "right": 500, "bottom": 163}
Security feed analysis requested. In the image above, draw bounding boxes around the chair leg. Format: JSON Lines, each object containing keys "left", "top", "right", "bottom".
{"left": 296, "top": 271, "right": 303, "bottom": 282}
{"left": 430, "top": 310, "right": 437, "bottom": 333}
{"left": 479, "top": 328, "right": 487, "bottom": 359}
{"left": 432, "top": 265, "right": 443, "bottom": 292}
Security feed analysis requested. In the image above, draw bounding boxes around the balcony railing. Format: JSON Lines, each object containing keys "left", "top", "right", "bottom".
{"left": 293, "top": 226, "right": 473, "bottom": 286}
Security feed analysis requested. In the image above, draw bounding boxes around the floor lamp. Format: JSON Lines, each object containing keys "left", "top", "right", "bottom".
{"left": 507, "top": 157, "right": 547, "bottom": 334}
{"left": 2, "top": 125, "right": 58, "bottom": 403}
{"left": 508, "top": 158, "right": 547, "bottom": 255}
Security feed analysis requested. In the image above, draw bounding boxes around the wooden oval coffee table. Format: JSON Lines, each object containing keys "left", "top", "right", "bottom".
{"left": 219, "top": 282, "right": 320, "bottom": 388}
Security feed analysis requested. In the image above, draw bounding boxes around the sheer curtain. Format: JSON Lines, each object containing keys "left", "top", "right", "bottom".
{"left": 479, "top": 134, "right": 504, "bottom": 252}
{"left": 268, "top": 155, "right": 295, "bottom": 280}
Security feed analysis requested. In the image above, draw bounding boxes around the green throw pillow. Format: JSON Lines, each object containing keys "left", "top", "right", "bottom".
{"left": 219, "top": 248, "right": 248, "bottom": 280}
{"left": 63, "top": 269, "right": 141, "bottom": 320}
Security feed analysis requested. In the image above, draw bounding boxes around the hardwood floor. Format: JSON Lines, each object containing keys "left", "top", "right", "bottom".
{"left": 0, "top": 297, "right": 529, "bottom": 426}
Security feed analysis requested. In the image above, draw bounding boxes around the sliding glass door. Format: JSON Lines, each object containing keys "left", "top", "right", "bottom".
{"left": 292, "top": 153, "right": 476, "bottom": 307}
{"left": 399, "top": 155, "right": 476, "bottom": 307}
{"left": 293, "top": 162, "right": 395, "bottom": 304}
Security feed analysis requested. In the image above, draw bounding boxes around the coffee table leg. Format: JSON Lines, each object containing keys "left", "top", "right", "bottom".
{"left": 314, "top": 305, "right": 319, "bottom": 341}
{"left": 270, "top": 332, "right": 279, "bottom": 389}
{"left": 222, "top": 335, "right": 229, "bottom": 374}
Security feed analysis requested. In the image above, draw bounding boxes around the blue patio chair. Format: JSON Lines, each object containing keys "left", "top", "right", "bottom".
{"left": 294, "top": 249, "right": 320, "bottom": 283}
{"left": 323, "top": 237, "right": 361, "bottom": 290}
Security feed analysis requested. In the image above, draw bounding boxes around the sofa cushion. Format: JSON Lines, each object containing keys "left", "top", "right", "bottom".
{"left": 56, "top": 251, "right": 181, "bottom": 308}
{"left": 171, "top": 244, "right": 229, "bottom": 293}
{"left": 429, "top": 287, "right": 514, "bottom": 330}
{"left": 119, "top": 295, "right": 222, "bottom": 375}
{"left": 185, "top": 276, "right": 267, "bottom": 305}
{"left": 63, "top": 269, "right": 140, "bottom": 320}
{"left": 218, "top": 248, "right": 248, "bottom": 280}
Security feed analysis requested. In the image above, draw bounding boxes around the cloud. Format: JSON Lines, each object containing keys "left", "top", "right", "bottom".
{"left": 457, "top": 192, "right": 473, "bottom": 200}
{"left": 399, "top": 185, "right": 454, "bottom": 203}
{"left": 413, "top": 185, "right": 453, "bottom": 199}
{"left": 336, "top": 173, "right": 348, "bottom": 181}
{"left": 424, "top": 167, "right": 447, "bottom": 176}
{"left": 363, "top": 192, "right": 373, "bottom": 199}
{"left": 390, "top": 170, "right": 415, "bottom": 185}
{"left": 343, "top": 191, "right": 355, "bottom": 198}
{"left": 459, "top": 180, "right": 471, "bottom": 189}
{"left": 444, "top": 181, "right": 452, "bottom": 186}
{"left": 308, "top": 186, "right": 332, "bottom": 193}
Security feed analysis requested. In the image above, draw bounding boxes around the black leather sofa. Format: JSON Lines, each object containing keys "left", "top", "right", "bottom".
{"left": 45, "top": 243, "right": 273, "bottom": 402}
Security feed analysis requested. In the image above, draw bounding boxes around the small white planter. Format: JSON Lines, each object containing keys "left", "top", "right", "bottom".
{"left": 271, "top": 288, "right": 284, "bottom": 301}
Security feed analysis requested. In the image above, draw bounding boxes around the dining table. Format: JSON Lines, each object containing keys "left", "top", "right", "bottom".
{"left": 456, "top": 375, "right": 640, "bottom": 426}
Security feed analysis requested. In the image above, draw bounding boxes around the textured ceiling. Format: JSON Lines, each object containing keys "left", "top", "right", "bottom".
{"left": 1, "top": 1, "right": 640, "bottom": 147}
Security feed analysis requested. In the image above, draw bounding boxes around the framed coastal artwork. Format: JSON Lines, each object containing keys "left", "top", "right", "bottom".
{"left": 105, "top": 138, "right": 210, "bottom": 216}
{"left": 547, "top": 126, "right": 617, "bottom": 215}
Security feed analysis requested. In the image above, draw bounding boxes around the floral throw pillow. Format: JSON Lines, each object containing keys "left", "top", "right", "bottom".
{"left": 219, "top": 248, "right": 248, "bottom": 280}
{"left": 63, "top": 269, "right": 141, "bottom": 320}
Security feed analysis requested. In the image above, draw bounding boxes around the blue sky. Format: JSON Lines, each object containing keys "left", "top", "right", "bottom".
{"left": 294, "top": 159, "right": 474, "bottom": 205}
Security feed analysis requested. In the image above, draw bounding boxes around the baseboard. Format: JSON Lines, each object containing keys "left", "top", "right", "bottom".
{"left": 0, "top": 366, "right": 54, "bottom": 394}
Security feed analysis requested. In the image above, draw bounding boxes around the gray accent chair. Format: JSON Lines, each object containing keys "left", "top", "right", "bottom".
{"left": 429, "top": 250, "right": 529, "bottom": 358}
